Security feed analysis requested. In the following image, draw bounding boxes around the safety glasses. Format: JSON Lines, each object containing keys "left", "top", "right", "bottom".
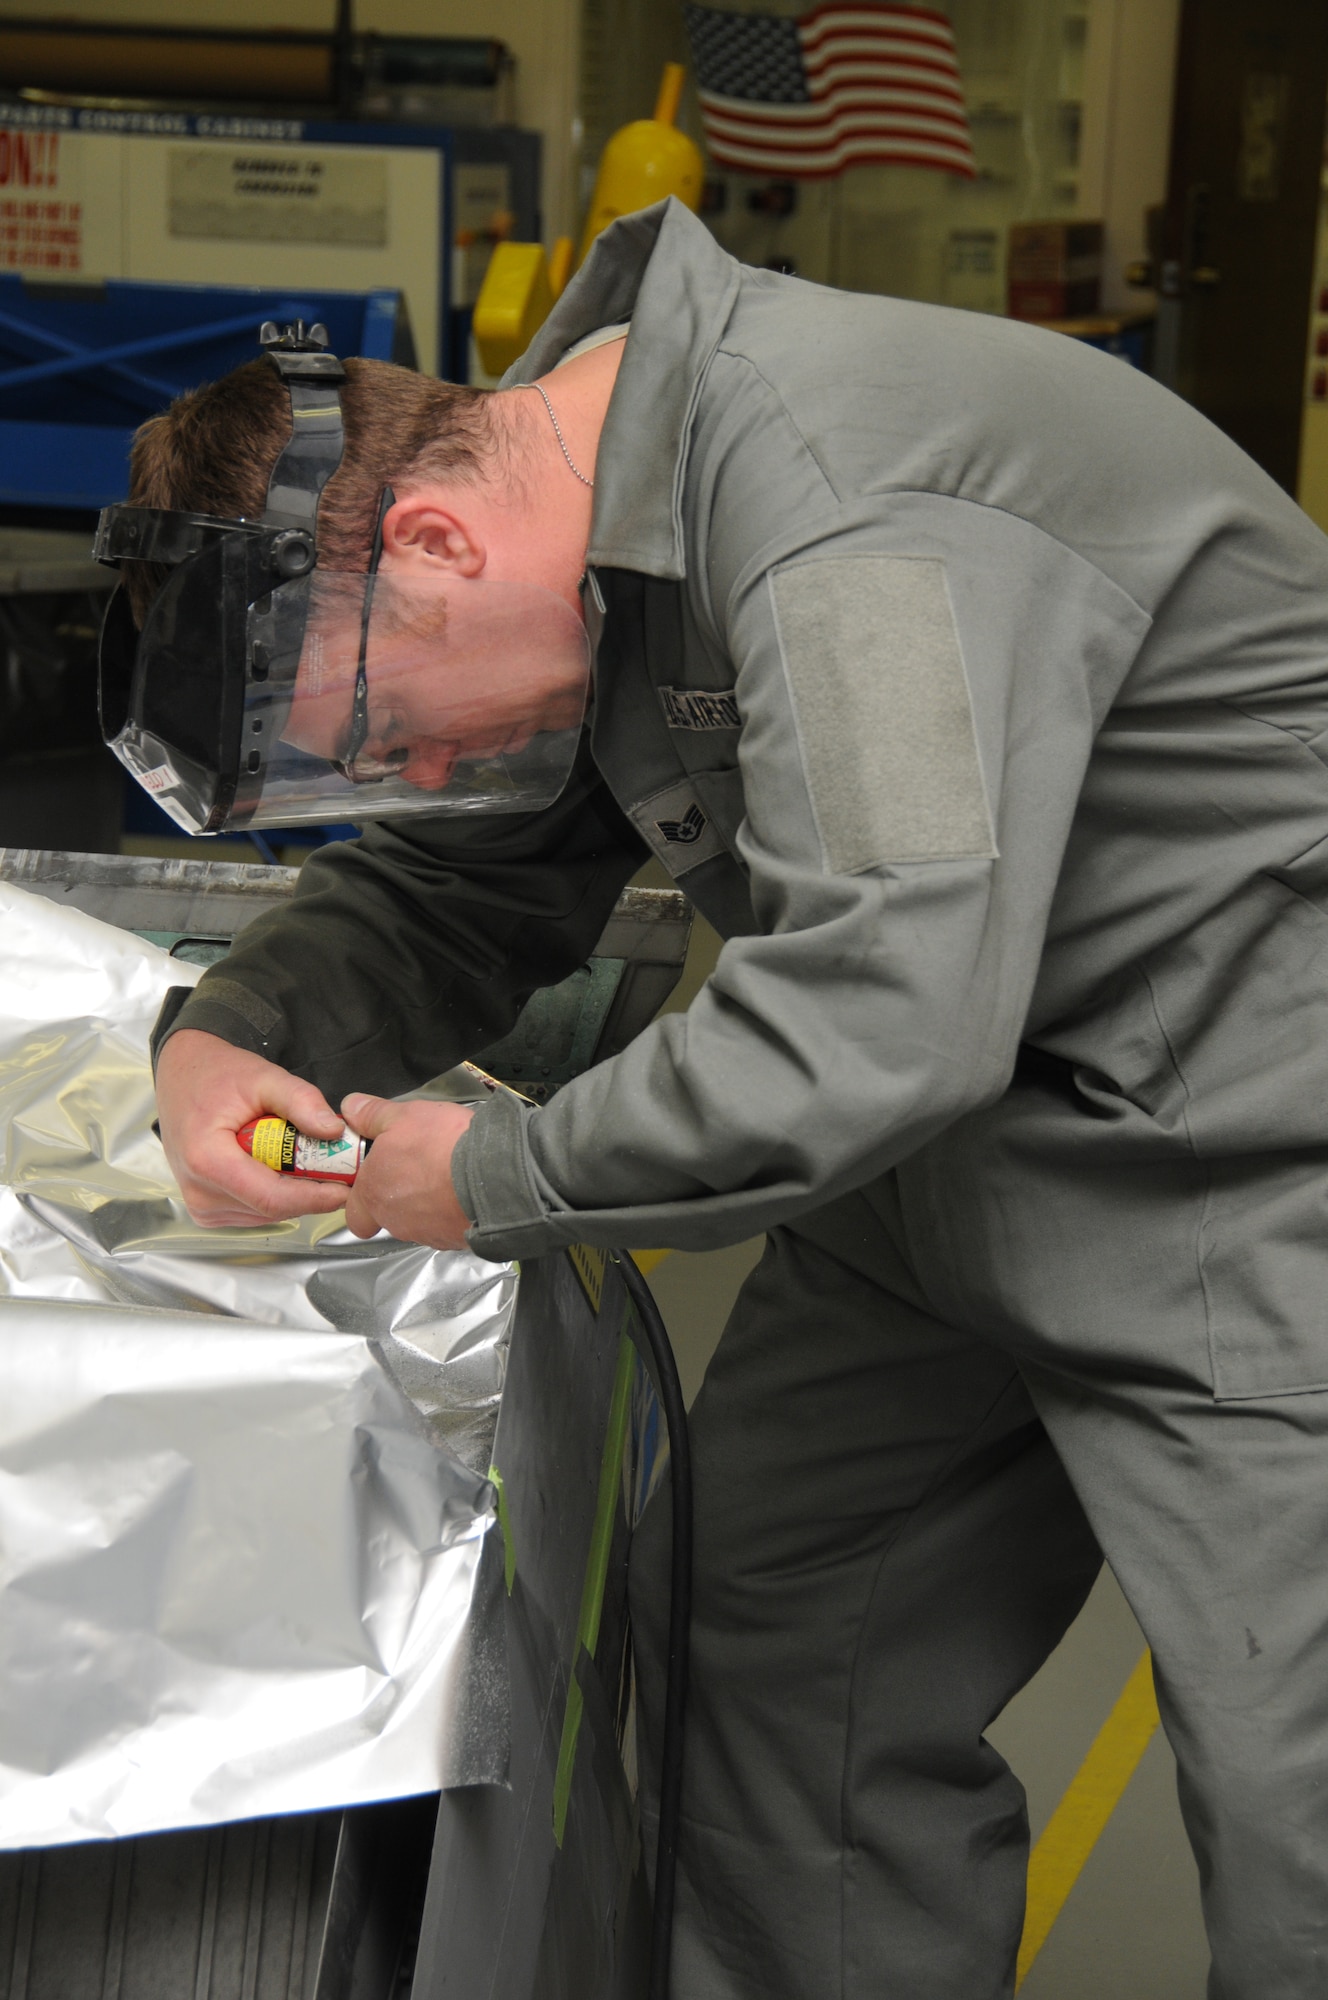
{"left": 332, "top": 484, "right": 407, "bottom": 785}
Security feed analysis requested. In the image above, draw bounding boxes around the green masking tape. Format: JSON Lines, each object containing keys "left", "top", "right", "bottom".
{"left": 488, "top": 1464, "right": 517, "bottom": 1595}
{"left": 552, "top": 1320, "right": 637, "bottom": 1846}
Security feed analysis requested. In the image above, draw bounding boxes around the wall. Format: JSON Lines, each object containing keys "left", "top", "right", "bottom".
{"left": 702, "top": 0, "right": 1087, "bottom": 306}
{"left": 1296, "top": 162, "right": 1328, "bottom": 532}
{"left": 10, "top": 0, "right": 584, "bottom": 242}
{"left": 5, "top": 0, "right": 1184, "bottom": 311}
{"left": 1076, "top": 0, "right": 1181, "bottom": 310}
{"left": 579, "top": 0, "right": 691, "bottom": 220}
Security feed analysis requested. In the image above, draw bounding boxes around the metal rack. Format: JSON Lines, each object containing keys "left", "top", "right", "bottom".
{"left": 0, "top": 847, "right": 693, "bottom": 1101}
{"left": 0, "top": 278, "right": 410, "bottom": 514}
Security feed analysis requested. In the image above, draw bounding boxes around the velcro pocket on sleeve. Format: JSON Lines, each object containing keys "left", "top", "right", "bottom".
{"left": 769, "top": 554, "right": 997, "bottom": 874}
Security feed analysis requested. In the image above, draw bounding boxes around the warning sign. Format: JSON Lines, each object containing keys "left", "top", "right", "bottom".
{"left": 0, "top": 128, "right": 82, "bottom": 273}
{"left": 168, "top": 148, "right": 388, "bottom": 246}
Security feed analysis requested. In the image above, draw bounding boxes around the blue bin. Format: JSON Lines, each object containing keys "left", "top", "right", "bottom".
{"left": 0, "top": 277, "right": 410, "bottom": 511}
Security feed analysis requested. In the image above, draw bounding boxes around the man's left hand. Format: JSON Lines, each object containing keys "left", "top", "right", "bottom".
{"left": 340, "top": 1094, "right": 476, "bottom": 1248}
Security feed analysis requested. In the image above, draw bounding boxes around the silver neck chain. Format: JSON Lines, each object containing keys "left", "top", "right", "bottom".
{"left": 532, "top": 381, "right": 595, "bottom": 488}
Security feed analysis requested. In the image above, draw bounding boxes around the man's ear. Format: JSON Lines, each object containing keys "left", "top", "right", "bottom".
{"left": 381, "top": 491, "right": 486, "bottom": 577}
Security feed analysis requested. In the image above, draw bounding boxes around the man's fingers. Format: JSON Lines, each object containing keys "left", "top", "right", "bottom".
{"left": 264, "top": 1077, "right": 344, "bottom": 1139}
{"left": 226, "top": 1164, "right": 350, "bottom": 1220}
{"left": 183, "top": 1169, "right": 350, "bottom": 1225}
{"left": 327, "top": 1099, "right": 474, "bottom": 1251}
{"left": 186, "top": 1190, "right": 346, "bottom": 1229}
{"left": 341, "top": 1183, "right": 385, "bottom": 1239}
{"left": 154, "top": 1030, "right": 354, "bottom": 1231}
{"left": 176, "top": 1133, "right": 351, "bottom": 1224}
{"left": 341, "top": 1092, "right": 399, "bottom": 1140}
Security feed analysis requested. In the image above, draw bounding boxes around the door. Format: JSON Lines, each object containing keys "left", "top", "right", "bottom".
{"left": 1157, "top": 0, "right": 1328, "bottom": 491}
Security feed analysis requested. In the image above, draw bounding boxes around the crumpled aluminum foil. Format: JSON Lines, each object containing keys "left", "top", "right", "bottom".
{"left": 0, "top": 881, "right": 515, "bottom": 1847}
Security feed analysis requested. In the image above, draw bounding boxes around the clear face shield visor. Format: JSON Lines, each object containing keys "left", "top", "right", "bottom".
{"left": 254, "top": 565, "right": 591, "bottom": 831}
{"left": 95, "top": 320, "right": 591, "bottom": 838}
{"left": 97, "top": 516, "right": 591, "bottom": 837}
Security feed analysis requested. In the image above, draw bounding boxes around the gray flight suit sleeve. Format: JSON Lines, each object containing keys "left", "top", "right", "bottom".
{"left": 151, "top": 735, "right": 647, "bottom": 1106}
{"left": 454, "top": 499, "right": 1153, "bottom": 1257}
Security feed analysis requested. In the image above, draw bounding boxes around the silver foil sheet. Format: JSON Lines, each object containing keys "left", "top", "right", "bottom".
{"left": 0, "top": 881, "right": 515, "bottom": 1847}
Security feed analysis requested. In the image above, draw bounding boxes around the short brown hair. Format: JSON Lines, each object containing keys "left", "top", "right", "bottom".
{"left": 125, "top": 357, "right": 498, "bottom": 621}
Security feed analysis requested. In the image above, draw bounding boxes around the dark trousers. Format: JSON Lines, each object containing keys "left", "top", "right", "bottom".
{"left": 632, "top": 1149, "right": 1328, "bottom": 1998}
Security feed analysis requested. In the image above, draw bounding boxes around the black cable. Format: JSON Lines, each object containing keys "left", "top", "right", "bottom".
{"left": 609, "top": 1250, "right": 692, "bottom": 2000}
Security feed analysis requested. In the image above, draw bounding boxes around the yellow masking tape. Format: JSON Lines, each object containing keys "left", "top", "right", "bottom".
{"left": 569, "top": 1247, "right": 671, "bottom": 1303}
{"left": 1016, "top": 1647, "right": 1161, "bottom": 1987}
{"left": 552, "top": 1329, "right": 636, "bottom": 1846}
{"left": 568, "top": 1243, "right": 606, "bottom": 1313}
{"left": 630, "top": 1248, "right": 671, "bottom": 1276}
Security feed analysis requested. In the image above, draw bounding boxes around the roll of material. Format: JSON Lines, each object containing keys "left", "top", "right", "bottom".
{"left": 0, "top": 26, "right": 509, "bottom": 108}
{"left": 0, "top": 28, "right": 335, "bottom": 104}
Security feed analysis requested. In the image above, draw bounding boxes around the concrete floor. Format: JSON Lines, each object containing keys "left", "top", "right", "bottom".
{"left": 993, "top": 1573, "right": 1207, "bottom": 1999}
{"left": 645, "top": 897, "right": 1210, "bottom": 1995}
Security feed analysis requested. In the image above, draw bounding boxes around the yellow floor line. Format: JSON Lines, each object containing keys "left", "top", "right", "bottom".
{"left": 1016, "top": 1647, "right": 1161, "bottom": 1988}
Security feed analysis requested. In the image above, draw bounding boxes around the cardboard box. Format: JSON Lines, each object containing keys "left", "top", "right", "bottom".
{"left": 1007, "top": 219, "right": 1104, "bottom": 321}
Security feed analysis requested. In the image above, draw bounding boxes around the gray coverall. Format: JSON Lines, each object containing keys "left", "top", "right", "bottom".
{"left": 158, "top": 198, "right": 1328, "bottom": 1997}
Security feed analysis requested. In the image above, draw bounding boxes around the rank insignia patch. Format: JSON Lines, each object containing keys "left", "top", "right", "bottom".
{"left": 656, "top": 802, "right": 707, "bottom": 845}
{"left": 628, "top": 780, "right": 727, "bottom": 872}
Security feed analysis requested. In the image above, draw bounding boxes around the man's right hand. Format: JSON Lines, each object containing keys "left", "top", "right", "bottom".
{"left": 155, "top": 1029, "right": 353, "bottom": 1228}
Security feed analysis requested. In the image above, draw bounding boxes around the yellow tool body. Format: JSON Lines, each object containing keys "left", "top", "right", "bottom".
{"left": 578, "top": 65, "right": 704, "bottom": 264}
{"left": 472, "top": 63, "right": 701, "bottom": 378}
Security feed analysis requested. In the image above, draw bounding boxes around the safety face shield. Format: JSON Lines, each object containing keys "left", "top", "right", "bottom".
{"left": 249, "top": 566, "right": 591, "bottom": 829}
{"left": 99, "top": 550, "right": 591, "bottom": 836}
{"left": 94, "top": 318, "right": 591, "bottom": 837}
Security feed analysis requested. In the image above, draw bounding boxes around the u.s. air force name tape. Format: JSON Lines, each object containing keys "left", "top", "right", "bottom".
{"left": 658, "top": 685, "right": 740, "bottom": 731}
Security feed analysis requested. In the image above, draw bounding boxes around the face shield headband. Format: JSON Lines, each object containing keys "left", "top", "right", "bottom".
{"left": 94, "top": 322, "right": 591, "bottom": 836}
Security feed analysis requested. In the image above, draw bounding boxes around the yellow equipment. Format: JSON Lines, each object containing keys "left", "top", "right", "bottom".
{"left": 471, "top": 240, "right": 559, "bottom": 379}
{"left": 472, "top": 63, "right": 703, "bottom": 379}
{"left": 577, "top": 63, "right": 704, "bottom": 264}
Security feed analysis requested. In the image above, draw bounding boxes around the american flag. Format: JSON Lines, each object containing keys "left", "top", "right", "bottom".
{"left": 684, "top": 3, "right": 975, "bottom": 180}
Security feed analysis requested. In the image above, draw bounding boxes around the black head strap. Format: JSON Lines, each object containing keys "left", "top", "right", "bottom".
{"left": 92, "top": 320, "right": 348, "bottom": 583}
{"left": 93, "top": 507, "right": 263, "bottom": 566}
{"left": 259, "top": 320, "right": 347, "bottom": 537}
